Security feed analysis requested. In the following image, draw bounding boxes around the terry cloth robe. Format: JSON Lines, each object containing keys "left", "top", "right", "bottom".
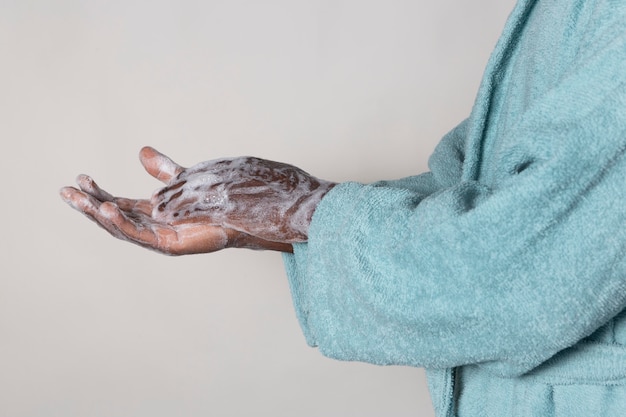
{"left": 283, "top": 0, "right": 626, "bottom": 415}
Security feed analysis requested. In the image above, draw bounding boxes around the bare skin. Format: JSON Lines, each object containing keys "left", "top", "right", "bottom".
{"left": 60, "top": 147, "right": 336, "bottom": 255}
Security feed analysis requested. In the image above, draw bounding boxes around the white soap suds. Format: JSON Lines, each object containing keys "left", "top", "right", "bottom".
{"left": 151, "top": 156, "right": 335, "bottom": 242}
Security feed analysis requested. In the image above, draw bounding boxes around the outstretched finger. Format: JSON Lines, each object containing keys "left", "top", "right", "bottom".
{"left": 61, "top": 187, "right": 128, "bottom": 240}
{"left": 76, "top": 174, "right": 153, "bottom": 217}
{"left": 139, "top": 146, "right": 184, "bottom": 184}
{"left": 60, "top": 186, "right": 133, "bottom": 241}
{"left": 60, "top": 186, "right": 103, "bottom": 216}
{"left": 76, "top": 175, "right": 114, "bottom": 202}
{"left": 98, "top": 201, "right": 161, "bottom": 249}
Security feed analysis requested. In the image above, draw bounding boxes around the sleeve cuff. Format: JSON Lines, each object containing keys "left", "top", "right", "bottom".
{"left": 281, "top": 182, "right": 365, "bottom": 348}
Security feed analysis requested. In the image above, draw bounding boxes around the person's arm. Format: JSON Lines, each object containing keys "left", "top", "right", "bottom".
{"left": 283, "top": 21, "right": 626, "bottom": 377}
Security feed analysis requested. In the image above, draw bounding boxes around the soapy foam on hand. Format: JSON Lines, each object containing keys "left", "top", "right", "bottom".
{"left": 152, "top": 157, "right": 335, "bottom": 242}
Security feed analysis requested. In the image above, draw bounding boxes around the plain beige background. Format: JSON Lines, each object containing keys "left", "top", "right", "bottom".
{"left": 1, "top": 0, "right": 515, "bottom": 416}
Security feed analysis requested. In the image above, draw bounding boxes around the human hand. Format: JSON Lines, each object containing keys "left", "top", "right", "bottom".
{"left": 151, "top": 151, "right": 336, "bottom": 243}
{"left": 60, "top": 147, "right": 334, "bottom": 255}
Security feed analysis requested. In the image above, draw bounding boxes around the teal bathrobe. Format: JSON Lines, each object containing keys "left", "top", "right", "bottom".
{"left": 283, "top": 0, "right": 626, "bottom": 415}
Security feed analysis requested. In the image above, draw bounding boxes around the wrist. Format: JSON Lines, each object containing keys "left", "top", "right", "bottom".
{"left": 226, "top": 229, "right": 294, "bottom": 252}
{"left": 287, "top": 180, "right": 337, "bottom": 241}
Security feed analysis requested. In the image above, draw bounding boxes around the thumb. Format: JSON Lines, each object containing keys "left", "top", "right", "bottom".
{"left": 139, "top": 146, "right": 184, "bottom": 183}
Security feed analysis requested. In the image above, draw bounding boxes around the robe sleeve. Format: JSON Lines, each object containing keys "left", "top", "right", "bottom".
{"left": 283, "top": 9, "right": 626, "bottom": 377}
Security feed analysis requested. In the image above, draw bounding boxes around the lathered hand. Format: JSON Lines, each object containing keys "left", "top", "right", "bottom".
{"left": 152, "top": 154, "right": 335, "bottom": 243}
{"left": 60, "top": 147, "right": 334, "bottom": 255}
